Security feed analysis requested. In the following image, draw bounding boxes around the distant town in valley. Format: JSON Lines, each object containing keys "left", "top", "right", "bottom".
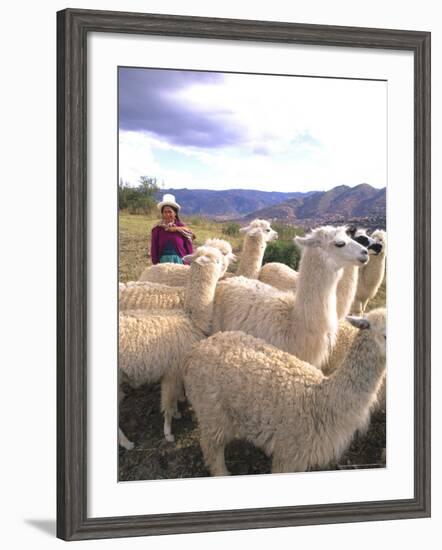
{"left": 155, "top": 183, "right": 386, "bottom": 231}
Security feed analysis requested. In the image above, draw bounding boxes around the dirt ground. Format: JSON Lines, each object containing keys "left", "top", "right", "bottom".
{"left": 118, "top": 380, "right": 386, "bottom": 481}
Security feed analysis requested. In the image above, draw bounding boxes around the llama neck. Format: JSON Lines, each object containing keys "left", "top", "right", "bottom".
{"left": 360, "top": 253, "right": 386, "bottom": 286}
{"left": 323, "top": 331, "right": 385, "bottom": 419}
{"left": 370, "top": 253, "right": 386, "bottom": 277}
{"left": 336, "top": 265, "right": 359, "bottom": 320}
{"left": 184, "top": 265, "right": 218, "bottom": 334}
{"left": 290, "top": 248, "right": 341, "bottom": 367}
{"left": 237, "top": 235, "right": 266, "bottom": 279}
{"left": 293, "top": 248, "right": 341, "bottom": 332}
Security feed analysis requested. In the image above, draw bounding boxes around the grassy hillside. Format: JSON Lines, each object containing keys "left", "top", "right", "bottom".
{"left": 119, "top": 211, "right": 385, "bottom": 310}
{"left": 119, "top": 212, "right": 245, "bottom": 282}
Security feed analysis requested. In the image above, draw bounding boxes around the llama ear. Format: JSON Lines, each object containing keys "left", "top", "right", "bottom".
{"left": 182, "top": 253, "right": 195, "bottom": 264}
{"left": 346, "top": 316, "right": 371, "bottom": 330}
{"left": 294, "top": 235, "right": 320, "bottom": 248}
{"left": 195, "top": 255, "right": 211, "bottom": 266}
{"left": 239, "top": 225, "right": 250, "bottom": 233}
{"left": 227, "top": 252, "right": 237, "bottom": 262}
{"left": 346, "top": 225, "right": 357, "bottom": 237}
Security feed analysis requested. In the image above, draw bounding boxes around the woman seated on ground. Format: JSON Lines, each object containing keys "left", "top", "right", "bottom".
{"left": 150, "top": 194, "right": 195, "bottom": 265}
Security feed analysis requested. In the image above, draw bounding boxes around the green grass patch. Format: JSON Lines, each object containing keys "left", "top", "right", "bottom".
{"left": 263, "top": 240, "right": 301, "bottom": 271}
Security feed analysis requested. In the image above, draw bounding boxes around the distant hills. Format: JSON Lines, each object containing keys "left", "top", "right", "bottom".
{"left": 156, "top": 188, "right": 315, "bottom": 220}
{"left": 243, "top": 184, "right": 386, "bottom": 229}
{"left": 157, "top": 184, "right": 386, "bottom": 229}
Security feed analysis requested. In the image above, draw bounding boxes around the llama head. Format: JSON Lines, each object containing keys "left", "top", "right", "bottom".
{"left": 239, "top": 219, "right": 278, "bottom": 243}
{"left": 370, "top": 229, "right": 387, "bottom": 256}
{"left": 204, "top": 238, "right": 237, "bottom": 277}
{"left": 204, "top": 238, "right": 236, "bottom": 262}
{"left": 182, "top": 246, "right": 225, "bottom": 280}
{"left": 295, "top": 225, "right": 369, "bottom": 269}
{"left": 346, "top": 307, "right": 386, "bottom": 360}
{"left": 346, "top": 225, "right": 377, "bottom": 250}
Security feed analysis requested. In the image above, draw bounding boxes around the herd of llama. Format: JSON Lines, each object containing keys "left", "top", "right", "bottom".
{"left": 118, "top": 219, "right": 387, "bottom": 478}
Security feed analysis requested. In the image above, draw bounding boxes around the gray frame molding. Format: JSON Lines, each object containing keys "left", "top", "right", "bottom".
{"left": 57, "top": 8, "right": 431, "bottom": 541}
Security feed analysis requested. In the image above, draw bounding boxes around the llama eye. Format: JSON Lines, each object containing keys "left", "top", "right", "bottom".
{"left": 266, "top": 229, "right": 271, "bottom": 232}
{"left": 335, "top": 241, "right": 346, "bottom": 248}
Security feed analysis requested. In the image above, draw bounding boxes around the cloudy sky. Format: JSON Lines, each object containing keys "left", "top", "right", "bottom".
{"left": 119, "top": 67, "right": 387, "bottom": 192}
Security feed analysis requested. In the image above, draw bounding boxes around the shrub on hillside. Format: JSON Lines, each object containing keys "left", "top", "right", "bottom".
{"left": 222, "top": 222, "right": 241, "bottom": 236}
{"left": 262, "top": 240, "right": 301, "bottom": 271}
{"left": 119, "top": 176, "right": 160, "bottom": 214}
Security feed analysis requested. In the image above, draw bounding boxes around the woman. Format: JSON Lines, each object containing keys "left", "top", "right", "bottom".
{"left": 150, "top": 194, "right": 195, "bottom": 264}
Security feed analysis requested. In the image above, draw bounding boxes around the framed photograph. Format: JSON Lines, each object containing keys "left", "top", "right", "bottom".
{"left": 57, "top": 8, "right": 431, "bottom": 541}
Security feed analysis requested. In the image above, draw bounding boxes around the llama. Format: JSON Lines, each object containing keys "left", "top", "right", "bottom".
{"left": 258, "top": 227, "right": 376, "bottom": 320}
{"left": 212, "top": 226, "right": 369, "bottom": 369}
{"left": 235, "top": 219, "right": 278, "bottom": 279}
{"left": 183, "top": 308, "right": 386, "bottom": 475}
{"left": 138, "top": 238, "right": 236, "bottom": 286}
{"left": 119, "top": 239, "right": 234, "bottom": 311}
{"left": 336, "top": 228, "right": 378, "bottom": 320}
{"left": 352, "top": 230, "right": 387, "bottom": 315}
{"left": 118, "top": 245, "right": 225, "bottom": 446}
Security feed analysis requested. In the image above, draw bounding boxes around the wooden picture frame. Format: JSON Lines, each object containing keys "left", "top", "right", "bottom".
{"left": 57, "top": 8, "right": 431, "bottom": 541}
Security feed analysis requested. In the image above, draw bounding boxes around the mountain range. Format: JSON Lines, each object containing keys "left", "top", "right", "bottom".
{"left": 157, "top": 188, "right": 313, "bottom": 219}
{"left": 157, "top": 184, "right": 386, "bottom": 229}
{"left": 243, "top": 184, "right": 386, "bottom": 228}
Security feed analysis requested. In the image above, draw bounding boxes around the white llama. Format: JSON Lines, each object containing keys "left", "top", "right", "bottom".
{"left": 212, "top": 225, "right": 368, "bottom": 369}
{"left": 235, "top": 219, "right": 278, "bottom": 279}
{"left": 118, "top": 245, "right": 225, "bottom": 447}
{"left": 183, "top": 308, "right": 386, "bottom": 475}
{"left": 352, "top": 230, "right": 387, "bottom": 315}
{"left": 258, "top": 226, "right": 376, "bottom": 322}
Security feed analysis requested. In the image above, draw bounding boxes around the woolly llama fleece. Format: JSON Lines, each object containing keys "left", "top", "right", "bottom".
{"left": 183, "top": 308, "right": 386, "bottom": 475}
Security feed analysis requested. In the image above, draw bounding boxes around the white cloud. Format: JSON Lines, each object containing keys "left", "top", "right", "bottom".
{"left": 118, "top": 131, "right": 163, "bottom": 185}
{"left": 119, "top": 73, "right": 387, "bottom": 192}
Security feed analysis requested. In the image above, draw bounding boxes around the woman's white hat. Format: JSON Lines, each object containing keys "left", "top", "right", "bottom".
{"left": 157, "top": 193, "right": 181, "bottom": 211}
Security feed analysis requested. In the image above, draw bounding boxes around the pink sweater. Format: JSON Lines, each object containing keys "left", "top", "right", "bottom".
{"left": 150, "top": 220, "right": 193, "bottom": 264}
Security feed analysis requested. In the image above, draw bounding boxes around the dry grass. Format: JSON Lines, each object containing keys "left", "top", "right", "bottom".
{"left": 118, "top": 212, "right": 244, "bottom": 282}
